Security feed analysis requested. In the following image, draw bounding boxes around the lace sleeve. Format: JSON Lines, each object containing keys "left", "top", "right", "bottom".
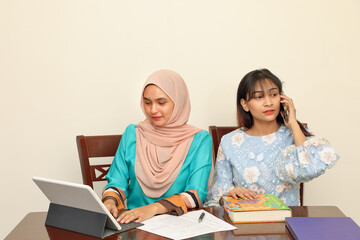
{"left": 274, "top": 137, "right": 339, "bottom": 184}
{"left": 204, "top": 145, "right": 235, "bottom": 207}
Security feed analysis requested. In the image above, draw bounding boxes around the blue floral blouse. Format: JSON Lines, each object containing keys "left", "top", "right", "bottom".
{"left": 204, "top": 125, "right": 339, "bottom": 206}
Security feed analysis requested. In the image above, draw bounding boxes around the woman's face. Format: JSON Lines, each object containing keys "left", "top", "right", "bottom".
{"left": 241, "top": 79, "right": 281, "bottom": 124}
{"left": 143, "top": 84, "right": 175, "bottom": 127}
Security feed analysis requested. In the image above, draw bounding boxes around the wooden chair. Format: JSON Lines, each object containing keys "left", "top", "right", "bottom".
{"left": 76, "top": 135, "right": 122, "bottom": 189}
{"left": 209, "top": 125, "right": 304, "bottom": 206}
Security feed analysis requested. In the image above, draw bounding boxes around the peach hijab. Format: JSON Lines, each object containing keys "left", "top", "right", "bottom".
{"left": 135, "top": 69, "right": 201, "bottom": 198}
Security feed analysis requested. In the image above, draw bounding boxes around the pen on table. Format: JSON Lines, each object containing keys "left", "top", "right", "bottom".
{"left": 198, "top": 212, "right": 205, "bottom": 223}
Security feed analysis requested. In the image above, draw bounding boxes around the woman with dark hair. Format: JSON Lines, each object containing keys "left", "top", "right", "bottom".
{"left": 236, "top": 69, "right": 312, "bottom": 136}
{"left": 205, "top": 68, "right": 339, "bottom": 206}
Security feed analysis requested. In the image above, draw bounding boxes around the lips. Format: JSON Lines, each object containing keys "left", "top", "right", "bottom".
{"left": 152, "top": 116, "right": 162, "bottom": 120}
{"left": 263, "top": 110, "right": 275, "bottom": 115}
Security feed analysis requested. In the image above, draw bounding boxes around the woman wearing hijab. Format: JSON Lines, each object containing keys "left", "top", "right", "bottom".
{"left": 101, "top": 69, "right": 212, "bottom": 223}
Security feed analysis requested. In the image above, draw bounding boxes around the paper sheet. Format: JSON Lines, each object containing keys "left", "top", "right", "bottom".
{"left": 137, "top": 209, "right": 236, "bottom": 239}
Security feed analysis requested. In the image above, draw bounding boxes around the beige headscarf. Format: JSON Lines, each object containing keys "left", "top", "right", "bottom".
{"left": 135, "top": 69, "right": 201, "bottom": 198}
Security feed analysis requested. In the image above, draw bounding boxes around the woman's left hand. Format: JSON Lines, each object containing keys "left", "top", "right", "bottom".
{"left": 280, "top": 94, "right": 298, "bottom": 129}
{"left": 117, "top": 203, "right": 167, "bottom": 224}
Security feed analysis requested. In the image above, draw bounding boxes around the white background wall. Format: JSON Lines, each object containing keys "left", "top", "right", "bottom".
{"left": 1, "top": 0, "right": 359, "bottom": 238}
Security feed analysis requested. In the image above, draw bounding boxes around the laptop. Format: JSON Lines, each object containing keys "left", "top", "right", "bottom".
{"left": 33, "top": 176, "right": 142, "bottom": 237}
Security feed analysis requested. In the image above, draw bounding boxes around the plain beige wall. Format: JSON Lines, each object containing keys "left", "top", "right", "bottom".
{"left": 1, "top": 0, "right": 360, "bottom": 238}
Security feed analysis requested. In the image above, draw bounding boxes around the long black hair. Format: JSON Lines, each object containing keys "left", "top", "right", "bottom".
{"left": 236, "top": 68, "right": 313, "bottom": 136}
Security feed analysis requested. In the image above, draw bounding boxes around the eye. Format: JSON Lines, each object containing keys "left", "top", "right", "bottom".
{"left": 252, "top": 92, "right": 264, "bottom": 99}
{"left": 253, "top": 94, "right": 263, "bottom": 99}
{"left": 144, "top": 101, "right": 151, "bottom": 105}
{"left": 271, "top": 93, "right": 278, "bottom": 97}
{"left": 158, "top": 101, "right": 166, "bottom": 105}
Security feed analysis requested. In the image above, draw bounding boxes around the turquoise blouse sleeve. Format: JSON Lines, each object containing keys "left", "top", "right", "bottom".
{"left": 105, "top": 124, "right": 136, "bottom": 198}
{"left": 183, "top": 130, "right": 213, "bottom": 203}
{"left": 274, "top": 136, "right": 339, "bottom": 184}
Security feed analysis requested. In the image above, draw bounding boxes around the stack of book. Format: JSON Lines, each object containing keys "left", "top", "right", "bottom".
{"left": 221, "top": 194, "right": 292, "bottom": 224}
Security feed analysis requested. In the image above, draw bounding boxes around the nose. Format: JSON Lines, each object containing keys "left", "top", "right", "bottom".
{"left": 264, "top": 95, "right": 273, "bottom": 106}
{"left": 150, "top": 103, "right": 158, "bottom": 114}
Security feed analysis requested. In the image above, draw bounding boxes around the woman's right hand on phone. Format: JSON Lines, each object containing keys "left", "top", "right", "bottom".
{"left": 227, "top": 187, "right": 257, "bottom": 200}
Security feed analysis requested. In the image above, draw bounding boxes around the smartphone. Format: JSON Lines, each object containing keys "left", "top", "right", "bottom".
{"left": 281, "top": 103, "right": 289, "bottom": 123}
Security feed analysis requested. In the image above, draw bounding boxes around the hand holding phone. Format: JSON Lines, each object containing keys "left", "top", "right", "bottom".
{"left": 282, "top": 103, "right": 289, "bottom": 123}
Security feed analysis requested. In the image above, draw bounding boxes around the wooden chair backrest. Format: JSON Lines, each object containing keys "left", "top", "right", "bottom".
{"left": 76, "top": 135, "right": 122, "bottom": 189}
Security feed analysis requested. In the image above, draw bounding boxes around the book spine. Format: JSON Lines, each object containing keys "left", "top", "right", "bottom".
{"left": 223, "top": 205, "right": 286, "bottom": 224}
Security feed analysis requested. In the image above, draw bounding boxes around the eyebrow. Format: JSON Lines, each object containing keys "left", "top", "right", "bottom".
{"left": 253, "top": 87, "right": 279, "bottom": 94}
{"left": 268, "top": 87, "right": 279, "bottom": 91}
{"left": 143, "top": 97, "right": 168, "bottom": 101}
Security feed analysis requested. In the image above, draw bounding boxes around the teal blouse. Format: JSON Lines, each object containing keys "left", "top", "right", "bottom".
{"left": 105, "top": 124, "right": 212, "bottom": 209}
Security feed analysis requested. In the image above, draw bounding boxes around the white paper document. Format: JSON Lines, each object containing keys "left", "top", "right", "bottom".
{"left": 138, "top": 209, "right": 236, "bottom": 239}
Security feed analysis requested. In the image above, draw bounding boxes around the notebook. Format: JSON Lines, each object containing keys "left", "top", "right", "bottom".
{"left": 286, "top": 217, "right": 360, "bottom": 240}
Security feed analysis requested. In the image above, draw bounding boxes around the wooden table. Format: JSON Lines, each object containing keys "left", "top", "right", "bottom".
{"left": 5, "top": 206, "right": 345, "bottom": 240}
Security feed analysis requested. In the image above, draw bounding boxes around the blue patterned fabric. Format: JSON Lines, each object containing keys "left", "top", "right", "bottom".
{"left": 205, "top": 125, "right": 339, "bottom": 206}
